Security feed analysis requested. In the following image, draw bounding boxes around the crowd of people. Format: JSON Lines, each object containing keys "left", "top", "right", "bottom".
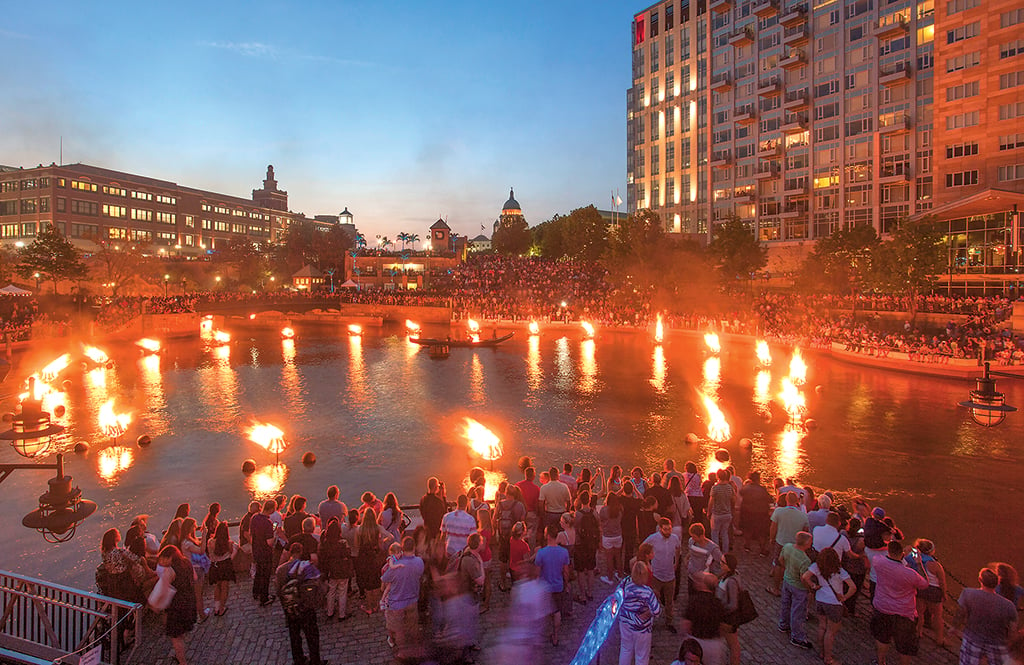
{"left": 94, "top": 457, "right": 1024, "bottom": 665}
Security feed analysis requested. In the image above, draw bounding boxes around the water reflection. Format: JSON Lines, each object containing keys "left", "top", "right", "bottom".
{"left": 469, "top": 354, "right": 485, "bottom": 405}
{"left": 526, "top": 335, "right": 542, "bottom": 397}
{"left": 280, "top": 339, "right": 306, "bottom": 413}
{"left": 754, "top": 370, "right": 772, "bottom": 415}
{"left": 554, "top": 337, "right": 573, "bottom": 392}
{"left": 97, "top": 446, "right": 134, "bottom": 483}
{"left": 137, "top": 354, "right": 169, "bottom": 437}
{"left": 777, "top": 424, "right": 805, "bottom": 480}
{"left": 246, "top": 463, "right": 288, "bottom": 500}
{"left": 347, "top": 335, "right": 369, "bottom": 407}
{"left": 702, "top": 357, "right": 720, "bottom": 397}
{"left": 579, "top": 339, "right": 597, "bottom": 394}
{"left": 196, "top": 343, "right": 238, "bottom": 431}
{"left": 650, "top": 345, "right": 666, "bottom": 393}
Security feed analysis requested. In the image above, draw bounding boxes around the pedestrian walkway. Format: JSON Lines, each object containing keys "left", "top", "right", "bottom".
{"left": 127, "top": 548, "right": 960, "bottom": 664}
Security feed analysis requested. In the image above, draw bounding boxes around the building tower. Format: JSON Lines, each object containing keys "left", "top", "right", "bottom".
{"left": 495, "top": 188, "right": 526, "bottom": 234}
{"left": 430, "top": 218, "right": 451, "bottom": 253}
{"left": 252, "top": 165, "right": 288, "bottom": 211}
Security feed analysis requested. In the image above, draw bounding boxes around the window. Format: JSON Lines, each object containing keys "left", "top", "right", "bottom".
{"left": 650, "top": 10, "right": 659, "bottom": 38}
{"left": 131, "top": 208, "right": 153, "bottom": 221}
{"left": 1001, "top": 40, "right": 1024, "bottom": 59}
{"left": 155, "top": 194, "right": 177, "bottom": 205}
{"left": 1000, "top": 103, "right": 1024, "bottom": 120}
{"left": 945, "top": 81, "right": 979, "bottom": 100}
{"left": 155, "top": 212, "right": 176, "bottom": 224}
{"left": 945, "top": 51, "right": 980, "bottom": 72}
{"left": 70, "top": 200, "right": 99, "bottom": 216}
{"left": 946, "top": 111, "right": 980, "bottom": 129}
{"left": 1000, "top": 134, "right": 1024, "bottom": 150}
{"left": 666, "top": 4, "right": 674, "bottom": 30}
{"left": 945, "top": 142, "right": 979, "bottom": 158}
{"left": 102, "top": 204, "right": 127, "bottom": 218}
{"left": 71, "top": 180, "right": 97, "bottom": 192}
{"left": 1001, "top": 9, "right": 1024, "bottom": 28}
{"left": 815, "top": 79, "right": 839, "bottom": 97}
{"left": 56, "top": 197, "right": 65, "bottom": 212}
{"left": 20, "top": 199, "right": 36, "bottom": 214}
{"left": 944, "top": 170, "right": 978, "bottom": 186}
{"left": 998, "top": 165, "right": 1024, "bottom": 181}
{"left": 947, "top": 0, "right": 979, "bottom": 13}
{"left": 131, "top": 190, "right": 153, "bottom": 201}
{"left": 999, "top": 71, "right": 1024, "bottom": 89}
{"left": 815, "top": 125, "right": 841, "bottom": 142}
{"left": 102, "top": 186, "right": 126, "bottom": 196}
{"left": 815, "top": 101, "right": 840, "bottom": 120}
{"left": 946, "top": 22, "right": 980, "bottom": 44}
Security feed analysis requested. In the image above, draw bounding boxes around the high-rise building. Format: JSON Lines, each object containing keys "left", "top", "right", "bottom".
{"left": 628, "top": 0, "right": 1024, "bottom": 291}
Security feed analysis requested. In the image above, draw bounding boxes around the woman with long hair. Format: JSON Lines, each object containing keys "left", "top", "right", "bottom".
{"left": 994, "top": 562, "right": 1024, "bottom": 611}
{"left": 201, "top": 502, "right": 221, "bottom": 549}
{"left": 716, "top": 553, "right": 743, "bottom": 665}
{"left": 319, "top": 519, "right": 355, "bottom": 620}
{"left": 667, "top": 475, "right": 693, "bottom": 540}
{"left": 802, "top": 547, "right": 856, "bottom": 665}
{"left": 380, "top": 492, "right": 405, "bottom": 543}
{"left": 160, "top": 518, "right": 183, "bottom": 552}
{"left": 683, "top": 461, "right": 707, "bottom": 527}
{"left": 606, "top": 465, "right": 623, "bottom": 496}
{"left": 157, "top": 545, "right": 197, "bottom": 665}
{"left": 906, "top": 539, "right": 946, "bottom": 646}
{"left": 355, "top": 508, "right": 391, "bottom": 614}
{"left": 173, "top": 503, "right": 190, "bottom": 521}
{"left": 179, "top": 518, "right": 210, "bottom": 621}
{"left": 205, "top": 522, "right": 236, "bottom": 616}
{"left": 598, "top": 492, "right": 623, "bottom": 583}
{"left": 476, "top": 506, "right": 494, "bottom": 612}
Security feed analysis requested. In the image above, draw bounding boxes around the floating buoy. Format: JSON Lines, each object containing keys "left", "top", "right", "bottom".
{"left": 815, "top": 385, "right": 824, "bottom": 395}
{"left": 241, "top": 459, "right": 257, "bottom": 474}
{"left": 804, "top": 418, "right": 818, "bottom": 430}
{"left": 739, "top": 437, "right": 752, "bottom": 449}
{"left": 80, "top": 362, "right": 89, "bottom": 371}
{"left": 74, "top": 442, "right": 89, "bottom": 453}
{"left": 714, "top": 448, "right": 731, "bottom": 463}
{"left": 518, "top": 456, "right": 532, "bottom": 472}
{"left": 137, "top": 434, "right": 152, "bottom": 447}
{"left": 685, "top": 433, "right": 700, "bottom": 445}
{"left": 62, "top": 380, "right": 73, "bottom": 391}
{"left": 761, "top": 411, "right": 773, "bottom": 424}
{"left": 105, "top": 361, "right": 115, "bottom": 370}
{"left": 53, "top": 405, "right": 66, "bottom": 418}
{"left": 301, "top": 452, "right": 316, "bottom": 466}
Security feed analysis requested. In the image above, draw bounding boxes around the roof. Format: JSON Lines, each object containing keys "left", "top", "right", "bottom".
{"left": 430, "top": 218, "right": 450, "bottom": 230}
{"left": 292, "top": 265, "right": 323, "bottom": 278}
{"left": 909, "top": 188, "right": 1024, "bottom": 222}
{"left": 471, "top": 234, "right": 490, "bottom": 242}
{"left": 502, "top": 187, "right": 521, "bottom": 212}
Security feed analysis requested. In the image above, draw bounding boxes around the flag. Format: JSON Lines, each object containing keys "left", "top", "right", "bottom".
{"left": 615, "top": 195, "right": 623, "bottom": 206}
{"left": 481, "top": 224, "right": 485, "bottom": 231}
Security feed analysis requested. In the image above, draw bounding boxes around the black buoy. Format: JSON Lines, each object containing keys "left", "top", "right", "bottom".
{"left": 137, "top": 434, "right": 152, "bottom": 447}
{"left": 53, "top": 405, "right": 66, "bottom": 418}
{"left": 74, "top": 442, "right": 89, "bottom": 453}
{"left": 301, "top": 452, "right": 316, "bottom": 466}
{"left": 241, "top": 459, "right": 256, "bottom": 474}
{"left": 714, "top": 448, "right": 731, "bottom": 463}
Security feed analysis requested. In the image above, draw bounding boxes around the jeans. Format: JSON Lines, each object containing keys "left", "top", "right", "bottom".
{"left": 618, "top": 624, "right": 653, "bottom": 665}
{"left": 779, "top": 581, "right": 809, "bottom": 642}
{"left": 286, "top": 609, "right": 322, "bottom": 665}
{"left": 252, "top": 552, "right": 272, "bottom": 603}
{"left": 710, "top": 513, "right": 732, "bottom": 553}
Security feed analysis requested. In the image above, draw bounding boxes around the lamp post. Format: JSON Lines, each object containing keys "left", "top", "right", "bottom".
{"left": 163, "top": 274, "right": 169, "bottom": 298}
{"left": 33, "top": 272, "right": 41, "bottom": 292}
{"left": 958, "top": 362, "right": 1020, "bottom": 427}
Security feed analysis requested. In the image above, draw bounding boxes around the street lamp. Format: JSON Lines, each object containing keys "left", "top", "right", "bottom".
{"left": 215, "top": 276, "right": 222, "bottom": 290}
{"left": 958, "top": 362, "right": 1020, "bottom": 427}
{"left": 33, "top": 272, "right": 41, "bottom": 292}
{"left": 163, "top": 274, "right": 169, "bottom": 298}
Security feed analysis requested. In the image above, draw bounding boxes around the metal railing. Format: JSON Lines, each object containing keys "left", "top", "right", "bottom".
{"left": 0, "top": 570, "right": 141, "bottom": 665}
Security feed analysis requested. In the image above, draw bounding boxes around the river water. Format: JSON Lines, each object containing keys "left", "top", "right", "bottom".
{"left": 3, "top": 324, "right": 1022, "bottom": 591}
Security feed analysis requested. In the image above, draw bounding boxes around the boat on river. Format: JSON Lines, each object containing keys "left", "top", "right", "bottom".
{"left": 411, "top": 332, "right": 514, "bottom": 348}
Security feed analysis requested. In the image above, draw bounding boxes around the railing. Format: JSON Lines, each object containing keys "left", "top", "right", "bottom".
{"left": 0, "top": 570, "right": 141, "bottom": 665}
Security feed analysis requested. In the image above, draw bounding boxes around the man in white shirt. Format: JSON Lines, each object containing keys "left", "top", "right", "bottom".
{"left": 558, "top": 463, "right": 578, "bottom": 497}
{"left": 539, "top": 467, "right": 571, "bottom": 530}
{"left": 642, "top": 518, "right": 682, "bottom": 633}
{"left": 812, "top": 512, "right": 851, "bottom": 561}
{"left": 441, "top": 494, "right": 477, "bottom": 557}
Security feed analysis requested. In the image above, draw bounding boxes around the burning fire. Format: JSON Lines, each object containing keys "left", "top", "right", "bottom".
{"left": 654, "top": 314, "right": 664, "bottom": 344}
{"left": 249, "top": 313, "right": 256, "bottom": 320}
{"left": 281, "top": 327, "right": 295, "bottom": 339}
{"left": 248, "top": 423, "right": 288, "bottom": 455}
{"left": 467, "top": 319, "right": 480, "bottom": 334}
{"left": 704, "top": 332, "right": 721, "bottom": 354}
{"left": 779, "top": 377, "right": 806, "bottom": 421}
{"left": 528, "top": 321, "right": 539, "bottom": 336}
{"left": 789, "top": 349, "right": 807, "bottom": 385}
{"left": 212, "top": 330, "right": 231, "bottom": 345}
{"left": 405, "top": 320, "right": 421, "bottom": 335}
{"left": 756, "top": 340, "right": 772, "bottom": 366}
{"left": 137, "top": 338, "right": 161, "bottom": 354}
{"left": 98, "top": 399, "right": 131, "bottom": 438}
{"left": 200, "top": 317, "right": 213, "bottom": 334}
{"left": 40, "top": 354, "right": 71, "bottom": 382}
{"left": 701, "top": 394, "right": 731, "bottom": 443}
{"left": 462, "top": 417, "right": 502, "bottom": 461}
{"left": 348, "top": 324, "right": 362, "bottom": 336}
{"left": 580, "top": 321, "right": 595, "bottom": 339}
{"left": 83, "top": 346, "right": 109, "bottom": 365}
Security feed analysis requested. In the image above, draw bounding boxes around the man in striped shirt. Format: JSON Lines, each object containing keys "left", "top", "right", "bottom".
{"left": 619, "top": 561, "right": 662, "bottom": 665}
{"left": 441, "top": 494, "right": 477, "bottom": 558}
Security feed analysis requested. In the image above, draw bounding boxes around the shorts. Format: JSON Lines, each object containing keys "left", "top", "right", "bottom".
{"left": 959, "top": 633, "right": 1009, "bottom": 665}
{"left": 916, "top": 585, "right": 943, "bottom": 604}
{"left": 602, "top": 535, "right": 623, "bottom": 549}
{"left": 769, "top": 542, "right": 783, "bottom": 567}
{"left": 817, "top": 600, "right": 844, "bottom": 623}
{"left": 870, "top": 609, "right": 919, "bottom": 656}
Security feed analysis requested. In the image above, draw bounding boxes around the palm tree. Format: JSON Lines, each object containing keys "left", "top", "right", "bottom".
{"left": 355, "top": 233, "right": 366, "bottom": 250}
{"left": 380, "top": 236, "right": 393, "bottom": 252}
{"left": 408, "top": 233, "right": 421, "bottom": 251}
{"left": 397, "top": 232, "right": 410, "bottom": 251}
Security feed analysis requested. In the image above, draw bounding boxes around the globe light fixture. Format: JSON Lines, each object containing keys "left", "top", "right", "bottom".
{"left": 958, "top": 362, "right": 1019, "bottom": 427}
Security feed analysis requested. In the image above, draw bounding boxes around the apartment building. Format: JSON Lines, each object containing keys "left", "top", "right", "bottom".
{"left": 629, "top": 0, "right": 1024, "bottom": 292}
{"left": 0, "top": 163, "right": 346, "bottom": 255}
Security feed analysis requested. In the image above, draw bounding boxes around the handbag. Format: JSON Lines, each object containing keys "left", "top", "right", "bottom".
{"left": 732, "top": 588, "right": 758, "bottom": 625}
{"left": 147, "top": 571, "right": 176, "bottom": 611}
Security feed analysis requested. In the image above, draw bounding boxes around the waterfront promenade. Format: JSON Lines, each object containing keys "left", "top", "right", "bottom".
{"left": 126, "top": 546, "right": 960, "bottom": 665}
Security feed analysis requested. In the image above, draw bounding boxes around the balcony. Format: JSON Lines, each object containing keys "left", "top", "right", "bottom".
{"left": 879, "top": 167, "right": 912, "bottom": 183}
{"left": 783, "top": 182, "right": 809, "bottom": 196}
{"left": 879, "top": 63, "right": 912, "bottom": 86}
{"left": 729, "top": 27, "right": 755, "bottom": 47}
{"left": 759, "top": 140, "right": 782, "bottom": 156}
{"left": 711, "top": 72, "right": 732, "bottom": 92}
{"left": 754, "top": 164, "right": 780, "bottom": 179}
{"left": 783, "top": 89, "right": 810, "bottom": 109}
{"left": 779, "top": 7, "right": 807, "bottom": 27}
{"left": 781, "top": 114, "right": 808, "bottom": 132}
{"left": 753, "top": 0, "right": 779, "bottom": 17}
{"left": 711, "top": 0, "right": 732, "bottom": 13}
{"left": 782, "top": 25, "right": 809, "bottom": 46}
{"left": 879, "top": 114, "right": 912, "bottom": 134}
{"left": 711, "top": 152, "right": 732, "bottom": 169}
{"left": 734, "top": 107, "right": 757, "bottom": 124}
{"left": 780, "top": 49, "right": 806, "bottom": 69}
{"left": 736, "top": 190, "right": 757, "bottom": 202}
{"left": 781, "top": 202, "right": 809, "bottom": 217}
{"left": 875, "top": 15, "right": 909, "bottom": 39}
{"left": 758, "top": 77, "right": 783, "bottom": 97}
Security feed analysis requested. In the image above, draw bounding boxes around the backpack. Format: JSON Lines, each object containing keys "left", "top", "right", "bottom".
{"left": 577, "top": 510, "right": 600, "bottom": 549}
{"left": 280, "top": 561, "right": 321, "bottom": 618}
{"left": 497, "top": 500, "right": 516, "bottom": 537}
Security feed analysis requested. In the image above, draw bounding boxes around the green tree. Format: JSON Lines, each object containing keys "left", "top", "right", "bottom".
{"left": 800, "top": 224, "right": 879, "bottom": 306}
{"left": 492, "top": 215, "right": 531, "bottom": 255}
{"left": 531, "top": 214, "right": 566, "bottom": 258}
{"left": 560, "top": 205, "right": 608, "bottom": 262}
{"left": 871, "top": 219, "right": 945, "bottom": 320}
{"left": 87, "top": 241, "right": 148, "bottom": 296}
{"left": 17, "top": 225, "right": 87, "bottom": 294}
{"left": 707, "top": 217, "right": 767, "bottom": 284}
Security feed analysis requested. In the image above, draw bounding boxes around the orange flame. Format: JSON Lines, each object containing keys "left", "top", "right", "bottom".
{"left": 528, "top": 321, "right": 539, "bottom": 336}
{"left": 40, "top": 354, "right": 71, "bottom": 382}
{"left": 581, "top": 321, "right": 595, "bottom": 338}
{"left": 789, "top": 349, "right": 807, "bottom": 385}
{"left": 467, "top": 319, "right": 480, "bottom": 333}
{"left": 83, "top": 346, "right": 109, "bottom": 365}
{"left": 756, "top": 340, "right": 772, "bottom": 366}
{"left": 348, "top": 324, "right": 362, "bottom": 336}
{"left": 212, "top": 330, "right": 231, "bottom": 345}
{"left": 200, "top": 317, "right": 213, "bottom": 334}
{"left": 248, "top": 423, "right": 288, "bottom": 455}
{"left": 704, "top": 332, "right": 721, "bottom": 354}
{"left": 137, "top": 338, "right": 161, "bottom": 354}
{"left": 779, "top": 377, "right": 806, "bottom": 421}
{"left": 98, "top": 399, "right": 131, "bottom": 438}
{"left": 463, "top": 417, "right": 502, "bottom": 461}
{"left": 654, "top": 314, "right": 664, "bottom": 344}
{"left": 281, "top": 327, "right": 295, "bottom": 339}
{"left": 405, "top": 320, "right": 421, "bottom": 335}
{"left": 701, "top": 394, "right": 731, "bottom": 442}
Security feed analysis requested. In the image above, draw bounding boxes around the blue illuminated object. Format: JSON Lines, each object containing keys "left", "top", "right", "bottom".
{"left": 569, "top": 583, "right": 624, "bottom": 665}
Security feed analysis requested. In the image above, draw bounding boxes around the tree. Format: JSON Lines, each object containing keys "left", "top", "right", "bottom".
{"left": 397, "top": 232, "right": 410, "bottom": 251}
{"left": 871, "top": 219, "right": 945, "bottom": 320}
{"left": 407, "top": 233, "right": 420, "bottom": 251}
{"left": 560, "top": 205, "right": 608, "bottom": 262}
{"left": 707, "top": 217, "right": 767, "bottom": 284}
{"left": 492, "top": 215, "right": 531, "bottom": 256}
{"left": 87, "top": 241, "right": 147, "bottom": 296}
{"left": 17, "top": 225, "right": 87, "bottom": 294}
{"left": 800, "top": 224, "right": 879, "bottom": 305}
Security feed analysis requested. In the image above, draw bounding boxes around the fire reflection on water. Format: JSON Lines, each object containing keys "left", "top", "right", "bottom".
{"left": 281, "top": 339, "right": 306, "bottom": 412}
{"left": 137, "top": 353, "right": 169, "bottom": 437}
{"left": 526, "top": 335, "right": 542, "bottom": 397}
{"left": 246, "top": 463, "right": 288, "bottom": 500}
{"left": 97, "top": 446, "right": 134, "bottom": 482}
{"left": 777, "top": 424, "right": 804, "bottom": 480}
{"left": 196, "top": 340, "right": 239, "bottom": 431}
{"left": 651, "top": 345, "right": 666, "bottom": 393}
{"left": 754, "top": 370, "right": 772, "bottom": 416}
{"left": 579, "top": 339, "right": 597, "bottom": 394}
{"left": 347, "top": 334, "right": 368, "bottom": 407}
{"left": 554, "top": 337, "right": 573, "bottom": 392}
{"left": 701, "top": 357, "right": 721, "bottom": 397}
{"left": 468, "top": 355, "right": 484, "bottom": 405}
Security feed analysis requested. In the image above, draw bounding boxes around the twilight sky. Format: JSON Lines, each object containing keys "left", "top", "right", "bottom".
{"left": 2, "top": 1, "right": 632, "bottom": 240}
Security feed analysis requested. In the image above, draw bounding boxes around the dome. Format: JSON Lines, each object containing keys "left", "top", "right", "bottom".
{"left": 502, "top": 187, "right": 521, "bottom": 212}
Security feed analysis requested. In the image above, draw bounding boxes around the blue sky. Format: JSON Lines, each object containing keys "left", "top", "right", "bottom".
{"left": 3, "top": 1, "right": 633, "bottom": 240}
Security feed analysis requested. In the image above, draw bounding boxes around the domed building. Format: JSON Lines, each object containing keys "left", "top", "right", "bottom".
{"left": 494, "top": 187, "right": 526, "bottom": 234}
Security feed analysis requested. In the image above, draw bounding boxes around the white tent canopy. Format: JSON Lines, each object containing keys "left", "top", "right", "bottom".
{"left": 0, "top": 284, "right": 31, "bottom": 295}
{"left": 339, "top": 279, "right": 359, "bottom": 289}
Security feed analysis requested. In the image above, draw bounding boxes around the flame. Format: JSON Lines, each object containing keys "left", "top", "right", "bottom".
{"left": 528, "top": 321, "right": 539, "bottom": 336}
{"left": 754, "top": 369, "right": 772, "bottom": 413}
{"left": 281, "top": 327, "right": 295, "bottom": 339}
{"left": 704, "top": 332, "right": 721, "bottom": 354}
{"left": 98, "top": 446, "right": 134, "bottom": 481}
{"left": 21, "top": 375, "right": 60, "bottom": 402}
{"left": 405, "top": 320, "right": 421, "bottom": 335}
{"left": 249, "top": 313, "right": 256, "bottom": 320}
{"left": 581, "top": 321, "right": 595, "bottom": 339}
{"left": 200, "top": 317, "right": 213, "bottom": 334}
{"left": 654, "top": 314, "right": 664, "bottom": 344}
{"left": 40, "top": 354, "right": 71, "bottom": 382}
{"left": 248, "top": 423, "right": 288, "bottom": 454}
{"left": 789, "top": 348, "right": 807, "bottom": 385}
{"left": 463, "top": 417, "right": 502, "bottom": 461}
{"left": 467, "top": 319, "right": 480, "bottom": 333}
{"left": 701, "top": 394, "right": 731, "bottom": 442}
{"left": 83, "top": 346, "right": 109, "bottom": 365}
{"left": 212, "top": 330, "right": 231, "bottom": 345}
{"left": 702, "top": 357, "right": 721, "bottom": 396}
{"left": 756, "top": 340, "right": 772, "bottom": 366}
{"left": 137, "top": 338, "right": 161, "bottom": 353}
{"left": 348, "top": 324, "right": 362, "bottom": 336}
{"left": 779, "top": 377, "right": 806, "bottom": 421}
{"left": 98, "top": 399, "right": 131, "bottom": 438}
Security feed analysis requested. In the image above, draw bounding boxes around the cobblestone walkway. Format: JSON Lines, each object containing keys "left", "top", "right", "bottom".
{"left": 128, "top": 548, "right": 960, "bottom": 665}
